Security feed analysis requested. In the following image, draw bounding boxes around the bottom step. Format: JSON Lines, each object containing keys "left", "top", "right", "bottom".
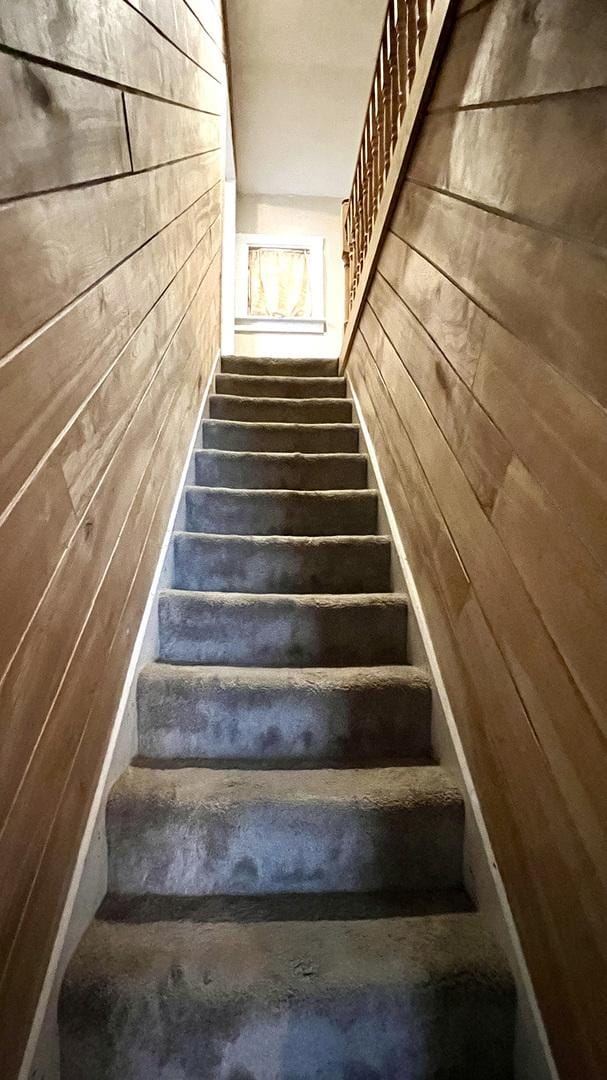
{"left": 60, "top": 910, "right": 515, "bottom": 1080}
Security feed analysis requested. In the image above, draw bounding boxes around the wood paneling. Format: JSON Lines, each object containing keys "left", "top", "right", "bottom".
{"left": 0, "top": 151, "right": 218, "bottom": 357}
{"left": 391, "top": 180, "right": 607, "bottom": 410}
{"left": 0, "top": 53, "right": 130, "bottom": 201}
{"left": 0, "top": 0, "right": 225, "bottom": 1073}
{"left": 185, "top": 0, "right": 225, "bottom": 53}
{"left": 0, "top": 172, "right": 221, "bottom": 516}
{"left": 125, "top": 94, "right": 221, "bottom": 170}
{"left": 431, "top": 0, "right": 607, "bottom": 109}
{"left": 0, "top": 0, "right": 222, "bottom": 111}
{"left": 129, "top": 0, "right": 224, "bottom": 80}
{"left": 411, "top": 89, "right": 607, "bottom": 245}
{"left": 343, "top": 1, "right": 607, "bottom": 1076}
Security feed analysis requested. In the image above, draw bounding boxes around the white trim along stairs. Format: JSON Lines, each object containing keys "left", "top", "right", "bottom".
{"left": 58, "top": 355, "right": 516, "bottom": 1079}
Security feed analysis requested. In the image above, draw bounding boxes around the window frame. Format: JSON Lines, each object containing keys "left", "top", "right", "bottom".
{"left": 235, "top": 233, "right": 326, "bottom": 334}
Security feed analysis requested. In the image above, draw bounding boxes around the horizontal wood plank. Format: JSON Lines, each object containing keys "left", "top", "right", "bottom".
{"left": 0, "top": 0, "right": 222, "bottom": 111}
{"left": 0, "top": 153, "right": 219, "bottom": 359}
{"left": 125, "top": 93, "right": 221, "bottom": 170}
{"left": 411, "top": 88, "right": 607, "bottom": 245}
{"left": 0, "top": 225, "right": 221, "bottom": 841}
{"left": 364, "top": 277, "right": 512, "bottom": 515}
{"left": 0, "top": 250, "right": 221, "bottom": 975}
{"left": 184, "top": 0, "right": 225, "bottom": 53}
{"left": 0, "top": 53, "right": 130, "bottom": 201}
{"left": 129, "top": 0, "right": 224, "bottom": 80}
{"left": 0, "top": 169, "right": 221, "bottom": 518}
{"left": 431, "top": 0, "right": 607, "bottom": 110}
{"left": 391, "top": 180, "right": 607, "bottom": 410}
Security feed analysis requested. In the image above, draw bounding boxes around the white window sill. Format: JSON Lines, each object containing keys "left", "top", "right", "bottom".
{"left": 235, "top": 317, "right": 326, "bottom": 335}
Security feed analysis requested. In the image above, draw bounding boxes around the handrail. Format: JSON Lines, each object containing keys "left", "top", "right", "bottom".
{"left": 341, "top": 0, "right": 456, "bottom": 365}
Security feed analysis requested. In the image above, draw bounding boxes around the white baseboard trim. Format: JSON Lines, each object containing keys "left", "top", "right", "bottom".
{"left": 19, "top": 350, "right": 221, "bottom": 1080}
{"left": 348, "top": 379, "right": 558, "bottom": 1080}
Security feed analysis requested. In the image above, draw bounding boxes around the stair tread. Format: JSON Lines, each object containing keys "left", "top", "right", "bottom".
{"left": 203, "top": 419, "right": 358, "bottom": 430}
{"left": 196, "top": 448, "right": 365, "bottom": 461}
{"left": 112, "top": 762, "right": 459, "bottom": 806}
{"left": 216, "top": 374, "right": 347, "bottom": 400}
{"left": 61, "top": 910, "right": 514, "bottom": 1080}
{"left": 187, "top": 484, "right": 378, "bottom": 495}
{"left": 65, "top": 909, "right": 507, "bottom": 984}
{"left": 106, "top": 762, "right": 462, "bottom": 896}
{"left": 174, "top": 532, "right": 390, "bottom": 544}
{"left": 185, "top": 486, "right": 378, "bottom": 537}
{"left": 209, "top": 394, "right": 353, "bottom": 424}
{"left": 159, "top": 588, "right": 406, "bottom": 605}
{"left": 195, "top": 449, "right": 367, "bottom": 490}
{"left": 221, "top": 356, "right": 339, "bottom": 376}
{"left": 141, "top": 661, "right": 429, "bottom": 684}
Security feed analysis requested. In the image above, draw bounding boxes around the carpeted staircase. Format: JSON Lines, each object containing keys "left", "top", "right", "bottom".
{"left": 59, "top": 356, "right": 515, "bottom": 1079}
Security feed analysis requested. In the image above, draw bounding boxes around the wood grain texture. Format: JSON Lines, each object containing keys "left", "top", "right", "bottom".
{"left": 411, "top": 88, "right": 607, "bottom": 245}
{"left": 0, "top": 53, "right": 130, "bottom": 201}
{"left": 185, "top": 0, "right": 225, "bottom": 53}
{"left": 0, "top": 256, "right": 221, "bottom": 1080}
{"left": 432, "top": 0, "right": 607, "bottom": 109}
{"left": 391, "top": 181, "right": 607, "bottom": 410}
{"left": 129, "top": 0, "right": 224, "bottom": 80}
{"left": 0, "top": 151, "right": 219, "bottom": 358}
{"left": 0, "top": 219, "right": 221, "bottom": 838}
{"left": 343, "top": 1, "right": 607, "bottom": 1075}
{"left": 0, "top": 171, "right": 221, "bottom": 518}
{"left": 0, "top": 0, "right": 225, "bottom": 1073}
{"left": 0, "top": 0, "right": 222, "bottom": 111}
{"left": 349, "top": 325, "right": 607, "bottom": 1080}
{"left": 125, "top": 94, "right": 221, "bottom": 170}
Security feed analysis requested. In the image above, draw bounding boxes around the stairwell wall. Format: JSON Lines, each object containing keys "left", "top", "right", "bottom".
{"left": 0, "top": 2, "right": 226, "bottom": 1075}
{"left": 341, "top": 1, "right": 607, "bottom": 1078}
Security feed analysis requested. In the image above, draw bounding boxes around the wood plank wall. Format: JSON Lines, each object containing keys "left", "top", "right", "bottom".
{"left": 0, "top": 2, "right": 225, "bottom": 1074}
{"left": 343, "top": 1, "right": 607, "bottom": 1076}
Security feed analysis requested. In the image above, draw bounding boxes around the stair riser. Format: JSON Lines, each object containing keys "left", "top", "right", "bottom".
{"left": 137, "top": 667, "right": 432, "bottom": 762}
{"left": 209, "top": 395, "right": 352, "bottom": 423}
{"left": 60, "top": 915, "right": 515, "bottom": 1080}
{"left": 221, "top": 356, "right": 339, "bottom": 376}
{"left": 61, "top": 992, "right": 513, "bottom": 1080}
{"left": 194, "top": 451, "right": 367, "bottom": 491}
{"left": 173, "top": 535, "right": 391, "bottom": 594}
{"left": 202, "top": 420, "right": 359, "bottom": 453}
{"left": 185, "top": 488, "right": 378, "bottom": 536}
{"left": 216, "top": 374, "right": 346, "bottom": 399}
{"left": 158, "top": 593, "right": 408, "bottom": 667}
{"left": 107, "top": 794, "right": 463, "bottom": 896}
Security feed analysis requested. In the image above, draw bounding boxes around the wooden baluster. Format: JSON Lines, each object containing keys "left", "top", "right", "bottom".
{"left": 380, "top": 29, "right": 391, "bottom": 186}
{"left": 371, "top": 73, "right": 381, "bottom": 222}
{"left": 352, "top": 182, "right": 359, "bottom": 298}
{"left": 352, "top": 157, "right": 360, "bottom": 285}
{"left": 417, "top": 0, "right": 428, "bottom": 54}
{"left": 388, "top": 0, "right": 400, "bottom": 159}
{"left": 361, "top": 123, "right": 370, "bottom": 267}
{"left": 341, "top": 198, "right": 351, "bottom": 317}
{"left": 406, "top": 0, "right": 416, "bottom": 89}
{"left": 397, "top": 0, "right": 408, "bottom": 121}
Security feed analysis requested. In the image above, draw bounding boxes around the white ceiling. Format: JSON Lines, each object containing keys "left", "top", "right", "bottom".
{"left": 225, "top": 0, "right": 388, "bottom": 199}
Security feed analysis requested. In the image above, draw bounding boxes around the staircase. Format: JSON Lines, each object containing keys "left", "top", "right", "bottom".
{"left": 59, "top": 356, "right": 515, "bottom": 1079}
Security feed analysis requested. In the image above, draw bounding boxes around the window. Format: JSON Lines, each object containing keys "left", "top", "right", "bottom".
{"left": 236, "top": 234, "right": 325, "bottom": 334}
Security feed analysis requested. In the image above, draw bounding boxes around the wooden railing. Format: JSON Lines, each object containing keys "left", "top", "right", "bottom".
{"left": 342, "top": 0, "right": 454, "bottom": 323}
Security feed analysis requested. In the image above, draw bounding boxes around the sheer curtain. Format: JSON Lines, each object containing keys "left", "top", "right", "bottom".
{"left": 248, "top": 246, "right": 312, "bottom": 318}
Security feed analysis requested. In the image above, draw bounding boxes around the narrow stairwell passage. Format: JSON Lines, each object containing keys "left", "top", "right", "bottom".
{"left": 60, "top": 356, "right": 515, "bottom": 1079}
